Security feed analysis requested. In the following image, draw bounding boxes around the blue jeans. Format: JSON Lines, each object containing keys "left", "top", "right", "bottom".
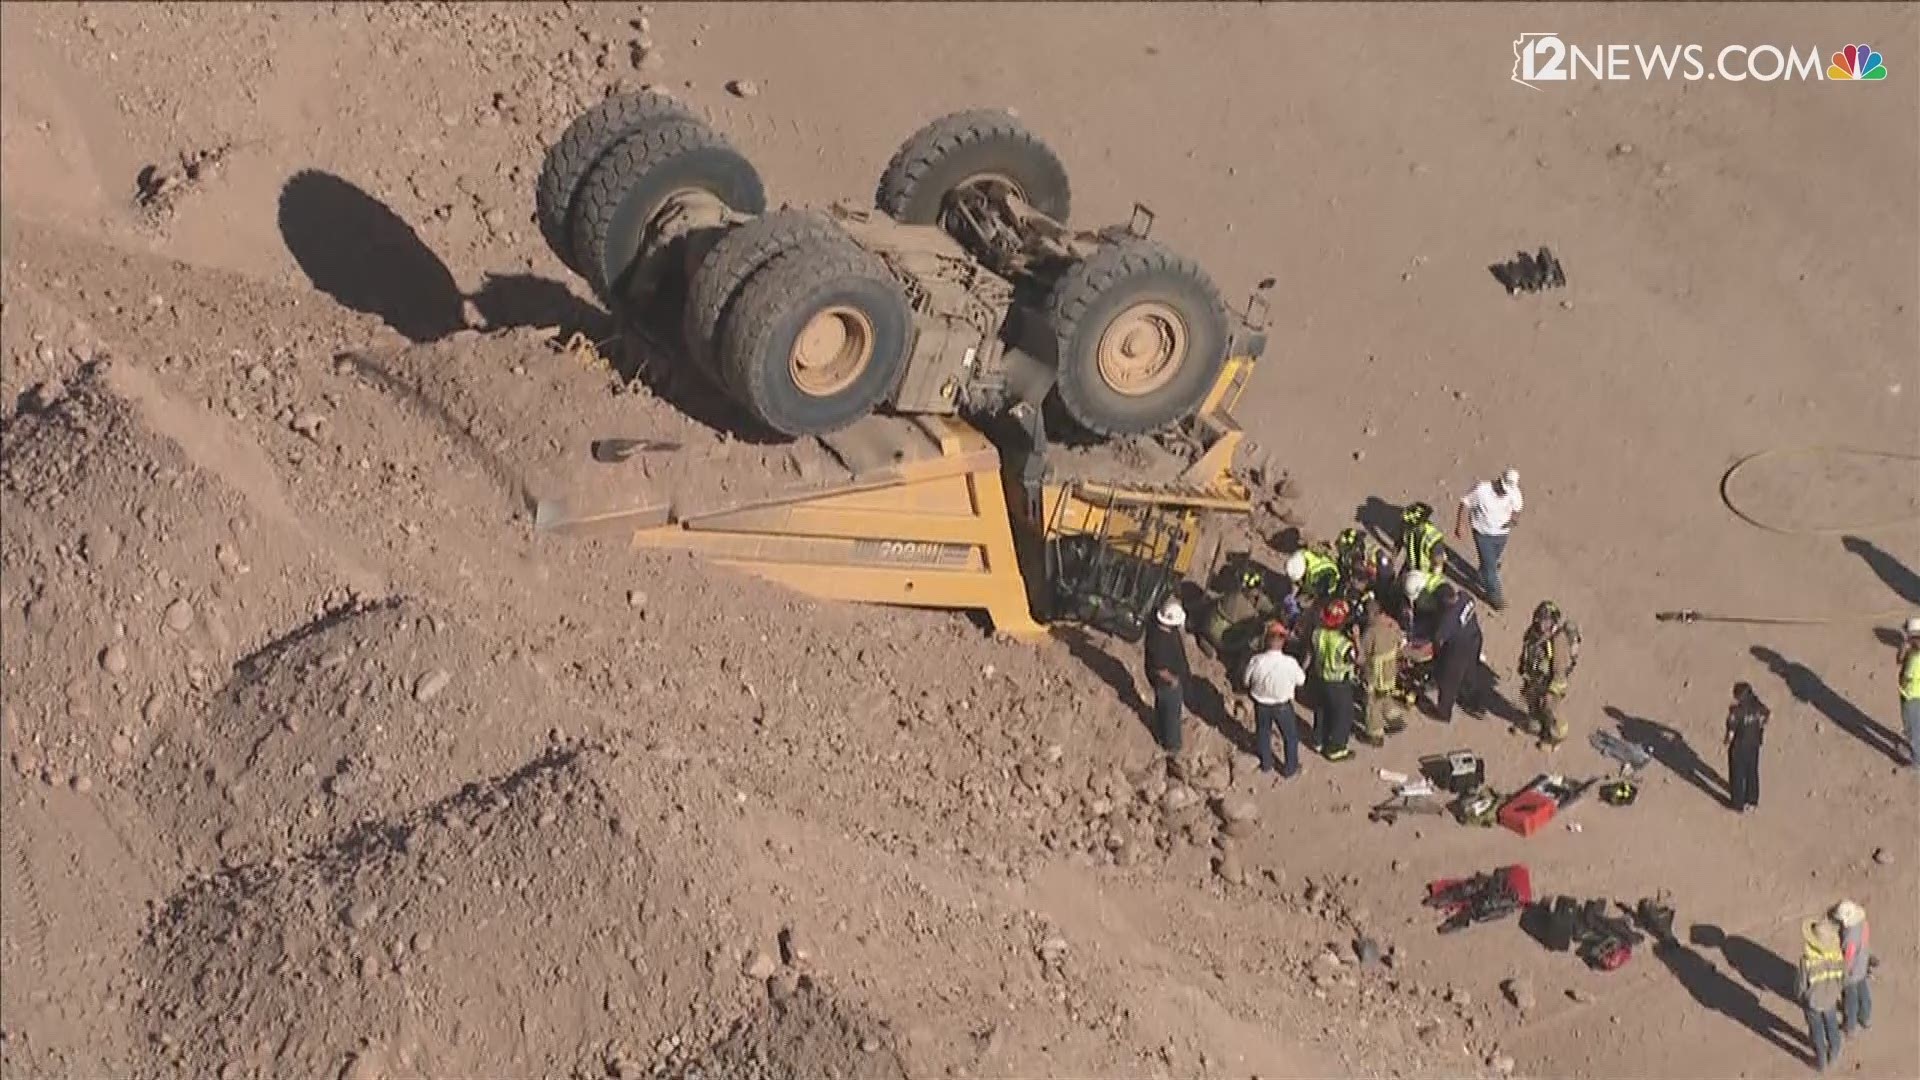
{"left": 1154, "top": 680, "right": 1184, "bottom": 754}
{"left": 1254, "top": 700, "right": 1300, "bottom": 777}
{"left": 1805, "top": 1005, "right": 1842, "bottom": 1070}
{"left": 1902, "top": 697, "right": 1919, "bottom": 766}
{"left": 1473, "top": 530, "right": 1509, "bottom": 605}
{"left": 1842, "top": 979, "right": 1872, "bottom": 1030}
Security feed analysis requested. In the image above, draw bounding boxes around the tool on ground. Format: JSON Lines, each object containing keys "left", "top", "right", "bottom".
{"left": 531, "top": 97, "right": 1274, "bottom": 640}
{"left": 1419, "top": 750, "right": 1487, "bottom": 795}
{"left": 1452, "top": 785, "right": 1500, "bottom": 826}
{"left": 1632, "top": 893, "right": 1677, "bottom": 947}
{"left": 1497, "top": 774, "right": 1589, "bottom": 837}
{"left": 1425, "top": 865, "right": 1532, "bottom": 933}
{"left": 1369, "top": 792, "right": 1447, "bottom": 825}
{"left": 1598, "top": 779, "right": 1638, "bottom": 806}
{"left": 1490, "top": 247, "right": 1567, "bottom": 295}
{"left": 1589, "top": 729, "right": 1652, "bottom": 774}
{"left": 1537, "top": 896, "right": 1644, "bottom": 971}
{"left": 1377, "top": 768, "right": 1410, "bottom": 785}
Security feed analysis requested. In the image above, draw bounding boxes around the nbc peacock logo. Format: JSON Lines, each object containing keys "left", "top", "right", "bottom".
{"left": 1827, "top": 43, "right": 1887, "bottom": 81}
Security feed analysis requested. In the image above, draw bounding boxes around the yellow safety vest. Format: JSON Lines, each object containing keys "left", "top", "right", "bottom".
{"left": 1902, "top": 649, "right": 1920, "bottom": 702}
{"left": 1407, "top": 523, "right": 1444, "bottom": 575}
{"left": 1315, "top": 627, "right": 1355, "bottom": 684}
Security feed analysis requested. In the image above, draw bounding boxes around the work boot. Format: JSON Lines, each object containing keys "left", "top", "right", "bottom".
{"left": 1357, "top": 731, "right": 1385, "bottom": 748}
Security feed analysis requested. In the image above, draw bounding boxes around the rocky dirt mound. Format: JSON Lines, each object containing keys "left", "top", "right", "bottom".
{"left": 137, "top": 743, "right": 750, "bottom": 1080}
{"left": 135, "top": 596, "right": 556, "bottom": 870}
{"left": 0, "top": 361, "right": 325, "bottom": 793}
{"left": 669, "top": 981, "right": 907, "bottom": 1080}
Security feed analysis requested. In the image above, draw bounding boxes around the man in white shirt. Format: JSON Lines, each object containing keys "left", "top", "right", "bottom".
{"left": 1244, "top": 622, "right": 1309, "bottom": 778}
{"left": 1454, "top": 468, "right": 1524, "bottom": 611}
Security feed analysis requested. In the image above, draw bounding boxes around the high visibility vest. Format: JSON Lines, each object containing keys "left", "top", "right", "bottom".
{"left": 1802, "top": 945, "right": 1845, "bottom": 990}
{"left": 1520, "top": 629, "right": 1555, "bottom": 682}
{"left": 1902, "top": 649, "right": 1920, "bottom": 701}
{"left": 1407, "top": 522, "right": 1444, "bottom": 575}
{"left": 1301, "top": 549, "right": 1341, "bottom": 597}
{"left": 1315, "top": 627, "right": 1356, "bottom": 684}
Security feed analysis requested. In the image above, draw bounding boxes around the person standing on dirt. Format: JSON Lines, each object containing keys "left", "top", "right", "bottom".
{"left": 1394, "top": 502, "right": 1447, "bottom": 582}
{"left": 1243, "top": 622, "right": 1307, "bottom": 778}
{"left": 1724, "top": 682, "right": 1769, "bottom": 813}
{"left": 1310, "top": 600, "right": 1358, "bottom": 761}
{"left": 1518, "top": 600, "right": 1577, "bottom": 749}
{"left": 1832, "top": 899, "right": 1872, "bottom": 1035}
{"left": 1898, "top": 615, "right": 1920, "bottom": 768}
{"left": 1796, "top": 915, "right": 1848, "bottom": 1072}
{"left": 1355, "top": 596, "right": 1406, "bottom": 747}
{"left": 1144, "top": 599, "right": 1192, "bottom": 757}
{"left": 1453, "top": 468, "right": 1523, "bottom": 611}
{"left": 1429, "top": 584, "right": 1483, "bottom": 722}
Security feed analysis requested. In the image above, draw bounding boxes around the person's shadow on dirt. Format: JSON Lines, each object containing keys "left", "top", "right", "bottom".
{"left": 1604, "top": 707, "right": 1731, "bottom": 808}
{"left": 1354, "top": 497, "right": 1404, "bottom": 551}
{"left": 1748, "top": 645, "right": 1906, "bottom": 763}
{"left": 1655, "top": 925, "right": 1813, "bottom": 1066}
{"left": 1842, "top": 534, "right": 1920, "bottom": 606}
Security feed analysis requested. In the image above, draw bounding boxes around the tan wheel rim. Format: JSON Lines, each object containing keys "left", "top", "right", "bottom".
{"left": 789, "top": 305, "right": 876, "bottom": 397}
{"left": 956, "top": 173, "right": 1025, "bottom": 202}
{"left": 1096, "top": 301, "right": 1188, "bottom": 397}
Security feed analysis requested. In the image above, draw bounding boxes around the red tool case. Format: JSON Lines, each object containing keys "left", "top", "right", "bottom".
{"left": 1498, "top": 790, "right": 1558, "bottom": 837}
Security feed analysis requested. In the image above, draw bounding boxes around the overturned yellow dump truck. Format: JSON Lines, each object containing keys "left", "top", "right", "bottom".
{"left": 531, "top": 94, "right": 1270, "bottom": 640}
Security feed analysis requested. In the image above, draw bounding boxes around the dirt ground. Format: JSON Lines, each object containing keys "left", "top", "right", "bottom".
{"left": 2, "top": 3, "right": 1917, "bottom": 1078}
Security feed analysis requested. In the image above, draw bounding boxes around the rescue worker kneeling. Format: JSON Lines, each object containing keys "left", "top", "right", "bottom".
{"left": 1519, "top": 600, "right": 1578, "bottom": 748}
{"left": 1200, "top": 563, "right": 1276, "bottom": 680}
{"left": 1312, "top": 599, "right": 1359, "bottom": 761}
{"left": 1285, "top": 545, "right": 1344, "bottom": 604}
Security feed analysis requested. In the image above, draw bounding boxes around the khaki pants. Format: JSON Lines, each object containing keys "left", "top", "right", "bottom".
{"left": 1525, "top": 684, "right": 1567, "bottom": 742}
{"left": 1362, "top": 686, "right": 1403, "bottom": 738}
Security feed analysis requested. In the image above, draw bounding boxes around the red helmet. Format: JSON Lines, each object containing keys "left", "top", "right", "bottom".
{"left": 1321, "top": 599, "right": 1351, "bottom": 628}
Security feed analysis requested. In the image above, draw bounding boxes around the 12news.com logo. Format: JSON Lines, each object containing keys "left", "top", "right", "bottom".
{"left": 1513, "top": 33, "right": 1888, "bottom": 88}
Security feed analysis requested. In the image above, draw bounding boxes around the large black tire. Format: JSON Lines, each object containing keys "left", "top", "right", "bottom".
{"left": 535, "top": 90, "right": 699, "bottom": 274}
{"left": 1045, "top": 240, "right": 1230, "bottom": 438}
{"left": 571, "top": 120, "right": 766, "bottom": 304}
{"left": 682, "top": 209, "right": 856, "bottom": 377}
{"left": 874, "top": 109, "right": 1071, "bottom": 225}
{"left": 717, "top": 240, "right": 912, "bottom": 437}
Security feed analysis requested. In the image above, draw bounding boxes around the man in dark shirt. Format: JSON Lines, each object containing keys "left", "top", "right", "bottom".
{"left": 1144, "top": 598, "right": 1192, "bottom": 755}
{"left": 1429, "top": 584, "right": 1483, "bottom": 722}
{"left": 1725, "top": 681, "right": 1769, "bottom": 813}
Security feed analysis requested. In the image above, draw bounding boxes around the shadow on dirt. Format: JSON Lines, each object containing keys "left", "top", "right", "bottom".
{"left": 1748, "top": 645, "right": 1906, "bottom": 764}
{"left": 1842, "top": 534, "right": 1920, "bottom": 606}
{"left": 275, "top": 168, "right": 781, "bottom": 444}
{"left": 1604, "top": 706, "right": 1730, "bottom": 809}
{"left": 1655, "top": 924, "right": 1813, "bottom": 1066}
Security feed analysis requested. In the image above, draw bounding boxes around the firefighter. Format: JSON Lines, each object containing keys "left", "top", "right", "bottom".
{"left": 1356, "top": 594, "right": 1407, "bottom": 747}
{"left": 1284, "top": 545, "right": 1343, "bottom": 603}
{"left": 1335, "top": 527, "right": 1390, "bottom": 604}
{"left": 1200, "top": 562, "right": 1275, "bottom": 675}
{"left": 1518, "top": 600, "right": 1577, "bottom": 748}
{"left": 1311, "top": 599, "right": 1358, "bottom": 761}
{"left": 1395, "top": 501, "right": 1447, "bottom": 581}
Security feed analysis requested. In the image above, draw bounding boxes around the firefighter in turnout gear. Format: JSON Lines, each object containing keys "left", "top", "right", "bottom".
{"left": 1519, "top": 600, "right": 1577, "bottom": 748}
{"left": 1312, "top": 600, "right": 1359, "bottom": 761}
{"left": 1396, "top": 502, "right": 1447, "bottom": 580}
{"left": 1200, "top": 562, "right": 1277, "bottom": 675}
{"left": 1356, "top": 595, "right": 1407, "bottom": 746}
{"left": 1285, "top": 545, "right": 1344, "bottom": 603}
{"left": 1336, "top": 527, "right": 1391, "bottom": 606}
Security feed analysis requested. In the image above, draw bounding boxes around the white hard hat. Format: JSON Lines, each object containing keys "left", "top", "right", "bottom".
{"left": 1157, "top": 599, "right": 1186, "bottom": 628}
{"left": 1403, "top": 570, "right": 1428, "bottom": 597}
{"left": 1501, "top": 468, "right": 1521, "bottom": 487}
{"left": 1905, "top": 615, "right": 1920, "bottom": 636}
{"left": 1284, "top": 552, "right": 1307, "bottom": 581}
